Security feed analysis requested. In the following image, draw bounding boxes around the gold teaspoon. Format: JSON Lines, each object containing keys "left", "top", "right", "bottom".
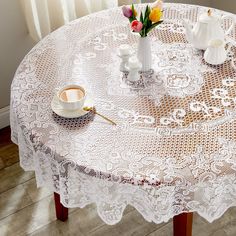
{"left": 83, "top": 106, "right": 117, "bottom": 126}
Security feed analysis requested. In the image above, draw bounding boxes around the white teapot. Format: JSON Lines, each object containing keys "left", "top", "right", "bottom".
{"left": 183, "top": 9, "right": 235, "bottom": 50}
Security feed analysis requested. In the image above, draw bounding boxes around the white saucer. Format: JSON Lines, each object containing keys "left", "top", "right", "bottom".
{"left": 51, "top": 96, "right": 94, "bottom": 118}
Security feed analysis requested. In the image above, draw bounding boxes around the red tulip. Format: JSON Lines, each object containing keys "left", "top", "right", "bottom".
{"left": 131, "top": 20, "right": 143, "bottom": 32}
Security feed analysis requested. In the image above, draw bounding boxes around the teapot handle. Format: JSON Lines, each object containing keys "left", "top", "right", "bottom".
{"left": 221, "top": 15, "right": 235, "bottom": 36}
{"left": 225, "top": 40, "right": 232, "bottom": 54}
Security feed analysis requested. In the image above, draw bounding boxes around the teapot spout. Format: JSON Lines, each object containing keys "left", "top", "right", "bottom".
{"left": 183, "top": 19, "right": 193, "bottom": 43}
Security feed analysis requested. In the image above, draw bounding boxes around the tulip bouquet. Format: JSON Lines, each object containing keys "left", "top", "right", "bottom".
{"left": 122, "top": 0, "right": 163, "bottom": 38}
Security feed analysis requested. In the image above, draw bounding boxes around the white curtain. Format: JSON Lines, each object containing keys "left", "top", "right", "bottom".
{"left": 21, "top": 0, "right": 141, "bottom": 42}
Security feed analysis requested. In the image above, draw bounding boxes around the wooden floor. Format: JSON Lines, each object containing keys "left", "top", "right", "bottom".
{"left": 1, "top": 127, "right": 236, "bottom": 235}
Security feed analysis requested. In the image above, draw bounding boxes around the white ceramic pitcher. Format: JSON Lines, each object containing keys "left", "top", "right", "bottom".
{"left": 204, "top": 39, "right": 231, "bottom": 65}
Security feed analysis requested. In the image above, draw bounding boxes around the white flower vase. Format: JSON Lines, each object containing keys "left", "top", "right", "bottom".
{"left": 137, "top": 36, "right": 152, "bottom": 72}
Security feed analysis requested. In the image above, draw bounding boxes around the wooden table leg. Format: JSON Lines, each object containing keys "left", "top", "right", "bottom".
{"left": 173, "top": 212, "right": 193, "bottom": 236}
{"left": 54, "top": 192, "right": 68, "bottom": 221}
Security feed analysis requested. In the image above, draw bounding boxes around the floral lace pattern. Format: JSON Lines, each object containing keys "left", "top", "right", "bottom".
{"left": 10, "top": 3, "right": 236, "bottom": 225}
{"left": 107, "top": 41, "right": 211, "bottom": 104}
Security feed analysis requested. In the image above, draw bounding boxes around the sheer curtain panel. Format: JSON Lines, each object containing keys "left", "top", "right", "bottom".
{"left": 21, "top": 0, "right": 140, "bottom": 41}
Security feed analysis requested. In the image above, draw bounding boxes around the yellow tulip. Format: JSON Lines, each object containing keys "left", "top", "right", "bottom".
{"left": 149, "top": 7, "right": 162, "bottom": 23}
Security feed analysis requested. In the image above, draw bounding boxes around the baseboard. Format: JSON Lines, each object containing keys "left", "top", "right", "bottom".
{"left": 0, "top": 106, "right": 10, "bottom": 129}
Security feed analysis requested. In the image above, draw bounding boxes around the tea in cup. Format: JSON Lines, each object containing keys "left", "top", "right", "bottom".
{"left": 57, "top": 85, "right": 86, "bottom": 110}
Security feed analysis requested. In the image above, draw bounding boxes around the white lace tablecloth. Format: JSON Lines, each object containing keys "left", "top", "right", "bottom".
{"left": 10, "top": 3, "right": 236, "bottom": 225}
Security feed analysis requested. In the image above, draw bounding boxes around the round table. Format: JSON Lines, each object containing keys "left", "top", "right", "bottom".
{"left": 10, "top": 3, "right": 236, "bottom": 236}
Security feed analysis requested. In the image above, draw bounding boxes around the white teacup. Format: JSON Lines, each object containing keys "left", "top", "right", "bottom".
{"left": 57, "top": 85, "right": 86, "bottom": 111}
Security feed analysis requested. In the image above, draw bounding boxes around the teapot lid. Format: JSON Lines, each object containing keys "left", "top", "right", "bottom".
{"left": 199, "top": 9, "right": 219, "bottom": 23}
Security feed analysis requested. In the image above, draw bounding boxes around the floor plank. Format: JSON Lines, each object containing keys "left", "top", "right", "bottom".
{"left": 0, "top": 162, "right": 34, "bottom": 194}
{"left": 0, "top": 143, "right": 19, "bottom": 169}
{"left": 0, "top": 195, "right": 56, "bottom": 235}
{"left": 29, "top": 205, "right": 135, "bottom": 236}
{"left": 22, "top": 178, "right": 52, "bottom": 203}
{"left": 0, "top": 126, "right": 12, "bottom": 148}
{"left": 146, "top": 222, "right": 172, "bottom": 236}
{"left": 29, "top": 205, "right": 103, "bottom": 236}
{"left": 0, "top": 178, "right": 53, "bottom": 220}
{"left": 0, "top": 184, "right": 33, "bottom": 220}
{"left": 0, "top": 126, "right": 19, "bottom": 170}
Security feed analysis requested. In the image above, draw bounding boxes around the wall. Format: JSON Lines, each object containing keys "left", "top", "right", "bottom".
{"left": 0, "top": 0, "right": 35, "bottom": 109}
{"left": 143, "top": 0, "right": 236, "bottom": 10}
{"left": 165, "top": 0, "right": 211, "bottom": 6}
{"left": 0, "top": 0, "right": 35, "bottom": 128}
{"left": 142, "top": 0, "right": 211, "bottom": 6}
{"left": 210, "top": 0, "right": 236, "bottom": 14}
